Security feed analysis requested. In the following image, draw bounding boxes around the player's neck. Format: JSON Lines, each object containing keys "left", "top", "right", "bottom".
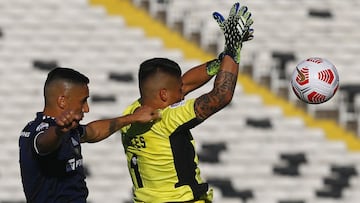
{"left": 43, "top": 107, "right": 61, "bottom": 118}
{"left": 140, "top": 97, "right": 167, "bottom": 110}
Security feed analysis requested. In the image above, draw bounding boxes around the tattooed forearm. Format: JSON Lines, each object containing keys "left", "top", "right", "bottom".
{"left": 194, "top": 70, "right": 237, "bottom": 120}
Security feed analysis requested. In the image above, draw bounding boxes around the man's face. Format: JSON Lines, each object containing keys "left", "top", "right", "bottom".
{"left": 65, "top": 84, "right": 89, "bottom": 120}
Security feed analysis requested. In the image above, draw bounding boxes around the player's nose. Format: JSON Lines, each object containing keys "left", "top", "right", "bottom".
{"left": 83, "top": 102, "right": 89, "bottom": 113}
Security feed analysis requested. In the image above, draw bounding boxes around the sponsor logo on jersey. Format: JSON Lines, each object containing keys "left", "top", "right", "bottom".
{"left": 36, "top": 122, "right": 49, "bottom": 132}
{"left": 66, "top": 158, "right": 83, "bottom": 172}
{"left": 20, "top": 131, "right": 30, "bottom": 137}
{"left": 170, "top": 100, "right": 185, "bottom": 108}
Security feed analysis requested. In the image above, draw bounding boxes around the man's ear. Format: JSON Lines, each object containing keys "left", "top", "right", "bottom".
{"left": 159, "top": 88, "right": 167, "bottom": 102}
{"left": 57, "top": 96, "right": 66, "bottom": 109}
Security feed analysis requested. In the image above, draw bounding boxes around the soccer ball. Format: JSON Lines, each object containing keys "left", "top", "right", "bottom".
{"left": 290, "top": 57, "right": 339, "bottom": 104}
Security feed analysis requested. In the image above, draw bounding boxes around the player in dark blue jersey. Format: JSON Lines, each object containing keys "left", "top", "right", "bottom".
{"left": 19, "top": 67, "right": 160, "bottom": 203}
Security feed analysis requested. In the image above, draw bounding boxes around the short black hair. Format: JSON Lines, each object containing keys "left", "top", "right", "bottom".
{"left": 45, "top": 67, "right": 89, "bottom": 87}
{"left": 138, "top": 58, "right": 181, "bottom": 88}
{"left": 44, "top": 67, "right": 89, "bottom": 97}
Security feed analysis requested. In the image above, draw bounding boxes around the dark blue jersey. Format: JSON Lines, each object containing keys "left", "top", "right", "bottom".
{"left": 19, "top": 112, "right": 88, "bottom": 203}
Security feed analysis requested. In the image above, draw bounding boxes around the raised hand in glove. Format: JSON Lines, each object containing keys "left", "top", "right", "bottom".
{"left": 212, "top": 2, "right": 254, "bottom": 64}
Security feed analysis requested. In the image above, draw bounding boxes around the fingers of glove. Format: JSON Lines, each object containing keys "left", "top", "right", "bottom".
{"left": 228, "top": 2, "right": 240, "bottom": 19}
{"left": 247, "top": 28, "right": 254, "bottom": 40}
{"left": 237, "top": 6, "right": 249, "bottom": 19}
{"left": 239, "top": 14, "right": 254, "bottom": 37}
{"left": 245, "top": 18, "right": 254, "bottom": 27}
{"left": 237, "top": 6, "right": 251, "bottom": 21}
{"left": 238, "top": 8, "right": 252, "bottom": 27}
{"left": 212, "top": 12, "right": 225, "bottom": 29}
{"left": 242, "top": 28, "right": 254, "bottom": 42}
{"left": 240, "top": 13, "right": 252, "bottom": 27}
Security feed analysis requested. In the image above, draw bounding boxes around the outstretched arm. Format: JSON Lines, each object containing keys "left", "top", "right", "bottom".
{"left": 194, "top": 55, "right": 238, "bottom": 120}
{"left": 194, "top": 2, "right": 253, "bottom": 121}
{"left": 36, "top": 106, "right": 160, "bottom": 154}
{"left": 181, "top": 58, "right": 220, "bottom": 96}
{"left": 82, "top": 105, "right": 160, "bottom": 143}
{"left": 182, "top": 3, "right": 253, "bottom": 98}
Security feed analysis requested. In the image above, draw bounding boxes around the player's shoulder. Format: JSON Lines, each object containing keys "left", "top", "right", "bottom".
{"left": 123, "top": 99, "right": 141, "bottom": 115}
{"left": 20, "top": 112, "right": 55, "bottom": 138}
{"left": 154, "top": 99, "right": 198, "bottom": 132}
{"left": 161, "top": 99, "right": 196, "bottom": 119}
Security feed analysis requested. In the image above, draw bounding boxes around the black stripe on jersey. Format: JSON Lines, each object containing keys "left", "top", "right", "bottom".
{"left": 170, "top": 118, "right": 208, "bottom": 199}
{"left": 130, "top": 154, "right": 143, "bottom": 188}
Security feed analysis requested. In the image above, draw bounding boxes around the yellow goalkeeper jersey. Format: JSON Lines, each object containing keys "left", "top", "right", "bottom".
{"left": 121, "top": 99, "right": 212, "bottom": 203}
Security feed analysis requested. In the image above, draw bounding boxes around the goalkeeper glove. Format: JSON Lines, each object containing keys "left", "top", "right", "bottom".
{"left": 213, "top": 2, "right": 254, "bottom": 64}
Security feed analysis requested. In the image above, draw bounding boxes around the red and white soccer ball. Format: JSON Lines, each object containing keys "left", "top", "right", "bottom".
{"left": 290, "top": 57, "right": 340, "bottom": 104}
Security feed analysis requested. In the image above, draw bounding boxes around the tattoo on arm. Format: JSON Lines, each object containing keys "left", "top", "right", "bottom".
{"left": 108, "top": 119, "right": 118, "bottom": 135}
{"left": 82, "top": 118, "right": 122, "bottom": 143}
{"left": 194, "top": 70, "right": 237, "bottom": 120}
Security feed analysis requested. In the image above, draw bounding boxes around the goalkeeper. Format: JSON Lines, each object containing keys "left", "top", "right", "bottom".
{"left": 121, "top": 2, "right": 254, "bottom": 202}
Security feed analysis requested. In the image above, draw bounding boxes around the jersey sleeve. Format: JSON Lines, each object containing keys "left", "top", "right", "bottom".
{"left": 33, "top": 119, "right": 56, "bottom": 155}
